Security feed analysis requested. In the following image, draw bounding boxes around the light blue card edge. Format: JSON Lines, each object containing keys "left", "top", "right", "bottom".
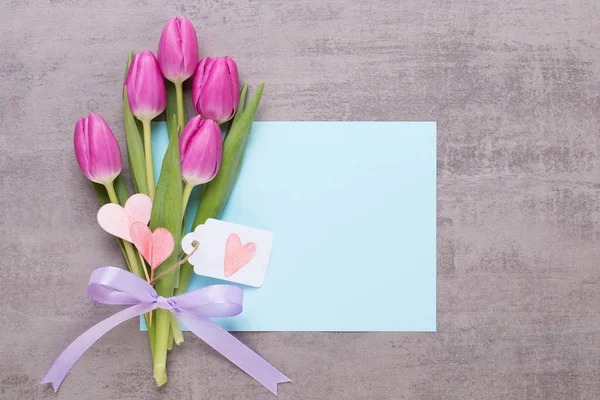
{"left": 141, "top": 121, "right": 437, "bottom": 332}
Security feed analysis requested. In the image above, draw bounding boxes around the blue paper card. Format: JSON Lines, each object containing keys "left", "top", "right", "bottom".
{"left": 143, "top": 121, "right": 436, "bottom": 331}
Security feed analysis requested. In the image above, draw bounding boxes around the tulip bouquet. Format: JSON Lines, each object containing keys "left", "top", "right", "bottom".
{"left": 56, "top": 16, "right": 267, "bottom": 388}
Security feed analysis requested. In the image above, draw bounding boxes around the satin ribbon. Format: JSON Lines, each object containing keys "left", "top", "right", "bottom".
{"left": 41, "top": 266, "right": 290, "bottom": 395}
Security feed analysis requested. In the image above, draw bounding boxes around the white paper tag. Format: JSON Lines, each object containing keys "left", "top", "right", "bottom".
{"left": 182, "top": 219, "right": 275, "bottom": 287}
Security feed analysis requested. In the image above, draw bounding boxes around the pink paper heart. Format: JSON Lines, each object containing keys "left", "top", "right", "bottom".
{"left": 130, "top": 222, "right": 174, "bottom": 270}
{"left": 97, "top": 194, "right": 152, "bottom": 242}
{"left": 224, "top": 233, "right": 256, "bottom": 277}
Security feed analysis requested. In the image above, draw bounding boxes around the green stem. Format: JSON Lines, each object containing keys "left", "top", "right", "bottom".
{"left": 105, "top": 180, "right": 155, "bottom": 356}
{"left": 182, "top": 182, "right": 193, "bottom": 213}
{"left": 142, "top": 120, "right": 156, "bottom": 199}
{"left": 105, "top": 181, "right": 144, "bottom": 279}
{"left": 174, "top": 263, "right": 194, "bottom": 297}
{"left": 172, "top": 184, "right": 190, "bottom": 290}
{"left": 104, "top": 180, "right": 120, "bottom": 204}
{"left": 153, "top": 308, "right": 170, "bottom": 385}
{"left": 170, "top": 313, "right": 184, "bottom": 345}
{"left": 175, "top": 81, "right": 185, "bottom": 133}
{"left": 169, "top": 182, "right": 194, "bottom": 346}
{"left": 169, "top": 262, "right": 193, "bottom": 347}
{"left": 123, "top": 243, "right": 144, "bottom": 286}
{"left": 166, "top": 327, "right": 174, "bottom": 351}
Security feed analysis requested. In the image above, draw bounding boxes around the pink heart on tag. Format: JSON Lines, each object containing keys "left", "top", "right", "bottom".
{"left": 224, "top": 234, "right": 256, "bottom": 277}
{"left": 130, "top": 222, "right": 174, "bottom": 270}
{"left": 97, "top": 194, "right": 152, "bottom": 242}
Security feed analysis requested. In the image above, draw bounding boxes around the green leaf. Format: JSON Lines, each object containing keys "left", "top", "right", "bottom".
{"left": 93, "top": 182, "right": 110, "bottom": 204}
{"left": 223, "top": 82, "right": 248, "bottom": 137}
{"left": 165, "top": 81, "right": 189, "bottom": 135}
{"left": 192, "top": 82, "right": 263, "bottom": 227}
{"left": 150, "top": 116, "right": 182, "bottom": 280}
{"left": 164, "top": 81, "right": 179, "bottom": 139}
{"left": 125, "top": 50, "right": 133, "bottom": 78}
{"left": 165, "top": 81, "right": 177, "bottom": 138}
{"left": 127, "top": 158, "right": 139, "bottom": 192}
{"left": 164, "top": 79, "right": 189, "bottom": 290}
{"left": 94, "top": 176, "right": 129, "bottom": 204}
{"left": 123, "top": 88, "right": 148, "bottom": 195}
{"left": 125, "top": 51, "right": 145, "bottom": 146}
{"left": 149, "top": 116, "right": 182, "bottom": 385}
{"left": 113, "top": 175, "right": 130, "bottom": 204}
{"left": 165, "top": 80, "right": 184, "bottom": 290}
{"left": 123, "top": 52, "right": 148, "bottom": 195}
{"left": 174, "top": 83, "right": 255, "bottom": 301}
{"left": 230, "top": 83, "right": 248, "bottom": 128}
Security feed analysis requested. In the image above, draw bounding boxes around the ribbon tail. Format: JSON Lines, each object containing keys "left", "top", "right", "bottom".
{"left": 41, "top": 303, "right": 155, "bottom": 392}
{"left": 177, "top": 313, "right": 291, "bottom": 396}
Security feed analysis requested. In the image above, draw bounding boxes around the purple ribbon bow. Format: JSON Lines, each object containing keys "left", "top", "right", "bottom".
{"left": 41, "top": 266, "right": 290, "bottom": 395}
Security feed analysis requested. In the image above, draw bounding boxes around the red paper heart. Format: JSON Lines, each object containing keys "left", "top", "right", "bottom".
{"left": 130, "top": 222, "right": 174, "bottom": 270}
{"left": 224, "top": 233, "right": 256, "bottom": 277}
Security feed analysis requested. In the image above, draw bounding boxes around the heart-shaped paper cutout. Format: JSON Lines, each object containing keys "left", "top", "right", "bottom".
{"left": 130, "top": 222, "right": 174, "bottom": 270}
{"left": 97, "top": 194, "right": 152, "bottom": 242}
{"left": 224, "top": 233, "right": 256, "bottom": 277}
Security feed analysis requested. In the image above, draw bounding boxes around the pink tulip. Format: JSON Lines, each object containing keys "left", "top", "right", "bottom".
{"left": 124, "top": 50, "right": 167, "bottom": 122}
{"left": 192, "top": 57, "right": 240, "bottom": 125}
{"left": 179, "top": 116, "right": 223, "bottom": 186}
{"left": 157, "top": 17, "right": 198, "bottom": 83}
{"left": 74, "top": 113, "right": 122, "bottom": 185}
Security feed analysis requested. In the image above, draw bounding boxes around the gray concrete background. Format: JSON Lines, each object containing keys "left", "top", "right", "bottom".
{"left": 1, "top": 0, "right": 599, "bottom": 399}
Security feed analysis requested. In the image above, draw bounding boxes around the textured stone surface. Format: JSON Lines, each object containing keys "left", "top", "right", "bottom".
{"left": 1, "top": 0, "right": 600, "bottom": 399}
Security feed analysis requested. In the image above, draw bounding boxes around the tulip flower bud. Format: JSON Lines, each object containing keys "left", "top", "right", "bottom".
{"left": 179, "top": 116, "right": 223, "bottom": 186}
{"left": 192, "top": 57, "right": 239, "bottom": 124}
{"left": 74, "top": 113, "right": 122, "bottom": 185}
{"left": 124, "top": 50, "right": 167, "bottom": 122}
{"left": 157, "top": 17, "right": 198, "bottom": 84}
